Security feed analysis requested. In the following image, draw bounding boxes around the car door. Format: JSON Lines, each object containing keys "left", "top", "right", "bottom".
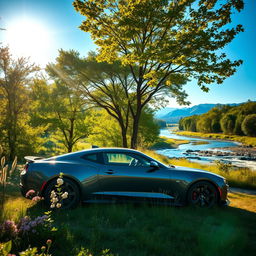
{"left": 98, "top": 151, "right": 173, "bottom": 198}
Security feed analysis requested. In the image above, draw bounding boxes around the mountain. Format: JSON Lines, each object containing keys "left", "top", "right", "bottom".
{"left": 156, "top": 103, "right": 245, "bottom": 123}
{"left": 154, "top": 107, "right": 176, "bottom": 119}
{"left": 158, "top": 104, "right": 218, "bottom": 123}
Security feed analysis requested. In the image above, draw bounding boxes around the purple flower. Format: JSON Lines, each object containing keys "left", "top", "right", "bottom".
{"left": 0, "top": 220, "right": 18, "bottom": 238}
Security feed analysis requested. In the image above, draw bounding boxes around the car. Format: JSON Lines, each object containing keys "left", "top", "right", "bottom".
{"left": 20, "top": 148, "right": 229, "bottom": 209}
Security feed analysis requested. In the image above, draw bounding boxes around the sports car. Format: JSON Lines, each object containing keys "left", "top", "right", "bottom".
{"left": 20, "top": 148, "right": 229, "bottom": 208}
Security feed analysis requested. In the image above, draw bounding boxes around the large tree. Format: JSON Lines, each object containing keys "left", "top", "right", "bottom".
{"left": 47, "top": 50, "right": 134, "bottom": 148}
{"left": 73, "top": 0, "right": 244, "bottom": 148}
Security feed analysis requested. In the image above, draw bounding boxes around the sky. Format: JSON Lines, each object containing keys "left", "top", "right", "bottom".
{"left": 0, "top": 0, "right": 255, "bottom": 108}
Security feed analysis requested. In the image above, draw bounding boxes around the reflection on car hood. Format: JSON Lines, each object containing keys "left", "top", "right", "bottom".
{"left": 173, "top": 166, "right": 224, "bottom": 179}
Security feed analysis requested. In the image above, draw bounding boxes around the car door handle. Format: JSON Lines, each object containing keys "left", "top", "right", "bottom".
{"left": 105, "top": 170, "right": 115, "bottom": 175}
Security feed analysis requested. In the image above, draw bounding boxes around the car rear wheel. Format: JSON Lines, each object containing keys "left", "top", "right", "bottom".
{"left": 44, "top": 178, "right": 80, "bottom": 209}
{"left": 187, "top": 181, "right": 218, "bottom": 208}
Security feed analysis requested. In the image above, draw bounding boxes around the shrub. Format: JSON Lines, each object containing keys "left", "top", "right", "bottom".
{"left": 241, "top": 114, "right": 256, "bottom": 137}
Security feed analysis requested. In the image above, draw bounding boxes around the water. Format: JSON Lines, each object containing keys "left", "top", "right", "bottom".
{"left": 156, "top": 129, "right": 256, "bottom": 170}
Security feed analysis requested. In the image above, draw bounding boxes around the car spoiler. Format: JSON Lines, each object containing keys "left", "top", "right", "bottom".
{"left": 24, "top": 156, "right": 45, "bottom": 163}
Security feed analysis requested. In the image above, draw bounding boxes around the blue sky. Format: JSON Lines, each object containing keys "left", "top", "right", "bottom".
{"left": 0, "top": 0, "right": 255, "bottom": 108}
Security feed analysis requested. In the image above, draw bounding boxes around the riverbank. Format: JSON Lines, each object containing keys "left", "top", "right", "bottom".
{"left": 150, "top": 136, "right": 189, "bottom": 149}
{"left": 175, "top": 131, "right": 256, "bottom": 147}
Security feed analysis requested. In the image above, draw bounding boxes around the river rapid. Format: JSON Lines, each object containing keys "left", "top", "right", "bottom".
{"left": 156, "top": 129, "right": 256, "bottom": 170}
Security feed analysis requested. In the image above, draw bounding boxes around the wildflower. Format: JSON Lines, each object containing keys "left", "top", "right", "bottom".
{"left": 51, "top": 197, "right": 58, "bottom": 203}
{"left": 50, "top": 204, "right": 55, "bottom": 208}
{"left": 25, "top": 189, "right": 35, "bottom": 198}
{"left": 32, "top": 196, "right": 42, "bottom": 202}
{"left": 50, "top": 190, "right": 56, "bottom": 198}
{"left": 57, "top": 178, "right": 64, "bottom": 186}
{"left": 56, "top": 203, "right": 62, "bottom": 208}
{"left": 41, "top": 246, "right": 46, "bottom": 252}
{"left": 0, "top": 220, "right": 18, "bottom": 237}
{"left": 61, "top": 192, "right": 68, "bottom": 199}
{"left": 46, "top": 239, "right": 52, "bottom": 245}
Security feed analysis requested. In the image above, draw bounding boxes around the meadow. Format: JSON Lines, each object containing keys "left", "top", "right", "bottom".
{"left": 1, "top": 181, "right": 256, "bottom": 256}
{"left": 1, "top": 151, "right": 256, "bottom": 256}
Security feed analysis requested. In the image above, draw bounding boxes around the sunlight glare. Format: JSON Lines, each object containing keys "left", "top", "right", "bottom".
{"left": 5, "top": 18, "right": 52, "bottom": 67}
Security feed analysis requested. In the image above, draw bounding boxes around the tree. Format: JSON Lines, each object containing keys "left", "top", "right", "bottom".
{"left": 0, "top": 46, "right": 39, "bottom": 159}
{"left": 241, "top": 114, "right": 256, "bottom": 137}
{"left": 31, "top": 79, "right": 89, "bottom": 153}
{"left": 86, "top": 107, "right": 159, "bottom": 148}
{"left": 47, "top": 50, "right": 135, "bottom": 148}
{"left": 220, "top": 113, "right": 236, "bottom": 134}
{"left": 73, "top": 0, "right": 244, "bottom": 148}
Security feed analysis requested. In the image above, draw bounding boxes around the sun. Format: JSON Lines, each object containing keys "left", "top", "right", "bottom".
{"left": 5, "top": 18, "right": 52, "bottom": 67}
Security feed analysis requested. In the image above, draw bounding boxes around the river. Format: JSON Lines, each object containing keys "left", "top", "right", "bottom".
{"left": 156, "top": 129, "right": 256, "bottom": 170}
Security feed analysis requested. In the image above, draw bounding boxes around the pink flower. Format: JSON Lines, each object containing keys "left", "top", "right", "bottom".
{"left": 46, "top": 239, "right": 52, "bottom": 245}
{"left": 32, "top": 196, "right": 42, "bottom": 202}
{"left": 25, "top": 190, "right": 36, "bottom": 198}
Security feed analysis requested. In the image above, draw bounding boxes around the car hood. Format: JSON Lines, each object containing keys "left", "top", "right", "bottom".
{"left": 172, "top": 166, "right": 224, "bottom": 179}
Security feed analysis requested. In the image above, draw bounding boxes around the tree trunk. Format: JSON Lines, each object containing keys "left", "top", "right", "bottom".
{"left": 130, "top": 111, "right": 141, "bottom": 149}
{"left": 121, "top": 126, "right": 128, "bottom": 148}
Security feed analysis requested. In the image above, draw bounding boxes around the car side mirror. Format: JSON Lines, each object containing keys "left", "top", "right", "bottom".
{"left": 150, "top": 161, "right": 159, "bottom": 168}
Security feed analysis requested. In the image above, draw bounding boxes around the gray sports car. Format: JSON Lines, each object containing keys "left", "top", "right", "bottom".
{"left": 20, "top": 148, "right": 229, "bottom": 209}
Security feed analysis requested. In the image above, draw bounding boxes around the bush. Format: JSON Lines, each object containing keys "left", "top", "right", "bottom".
{"left": 242, "top": 114, "right": 256, "bottom": 137}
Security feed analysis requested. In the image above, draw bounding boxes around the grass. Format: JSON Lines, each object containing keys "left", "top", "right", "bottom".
{"left": 1, "top": 183, "right": 256, "bottom": 256}
{"left": 141, "top": 149, "right": 256, "bottom": 190}
{"left": 1, "top": 153, "right": 256, "bottom": 256}
{"left": 175, "top": 131, "right": 256, "bottom": 147}
{"left": 150, "top": 136, "right": 189, "bottom": 149}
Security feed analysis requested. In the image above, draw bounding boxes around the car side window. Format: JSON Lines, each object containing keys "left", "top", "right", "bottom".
{"left": 81, "top": 153, "right": 100, "bottom": 163}
{"left": 104, "top": 153, "right": 151, "bottom": 167}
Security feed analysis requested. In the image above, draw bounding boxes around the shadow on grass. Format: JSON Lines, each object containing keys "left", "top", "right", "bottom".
{"left": 26, "top": 200, "right": 256, "bottom": 256}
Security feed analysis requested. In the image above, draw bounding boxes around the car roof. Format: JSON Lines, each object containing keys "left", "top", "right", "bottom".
{"left": 47, "top": 147, "right": 145, "bottom": 160}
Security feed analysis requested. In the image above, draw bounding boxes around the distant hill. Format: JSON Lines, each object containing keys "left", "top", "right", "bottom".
{"left": 158, "top": 103, "right": 238, "bottom": 123}
{"left": 154, "top": 107, "right": 176, "bottom": 119}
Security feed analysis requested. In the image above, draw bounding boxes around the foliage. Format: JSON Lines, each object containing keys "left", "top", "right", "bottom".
{"left": 176, "top": 130, "right": 256, "bottom": 147}
{"left": 155, "top": 119, "right": 167, "bottom": 128}
{"left": 179, "top": 102, "right": 256, "bottom": 137}
{"left": 241, "top": 114, "right": 256, "bottom": 137}
{"left": 0, "top": 46, "right": 41, "bottom": 160}
{"left": 214, "top": 160, "right": 232, "bottom": 174}
{"left": 47, "top": 50, "right": 133, "bottom": 148}
{"left": 86, "top": 108, "right": 159, "bottom": 148}
{"left": 0, "top": 145, "right": 17, "bottom": 211}
{"left": 73, "top": 0, "right": 243, "bottom": 148}
{"left": 0, "top": 240, "right": 52, "bottom": 256}
{"left": 150, "top": 136, "right": 189, "bottom": 149}
{"left": 30, "top": 79, "right": 89, "bottom": 153}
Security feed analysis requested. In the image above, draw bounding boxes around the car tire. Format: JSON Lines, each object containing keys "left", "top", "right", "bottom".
{"left": 44, "top": 178, "right": 80, "bottom": 209}
{"left": 187, "top": 181, "right": 218, "bottom": 208}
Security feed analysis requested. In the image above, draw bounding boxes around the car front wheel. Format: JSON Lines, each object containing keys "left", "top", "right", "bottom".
{"left": 187, "top": 181, "right": 218, "bottom": 208}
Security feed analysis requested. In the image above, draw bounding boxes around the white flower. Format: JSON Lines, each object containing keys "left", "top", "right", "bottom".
{"left": 56, "top": 203, "right": 62, "bottom": 208}
{"left": 50, "top": 204, "right": 55, "bottom": 208}
{"left": 51, "top": 197, "right": 58, "bottom": 203}
{"left": 61, "top": 192, "right": 68, "bottom": 199}
{"left": 50, "top": 191, "right": 56, "bottom": 198}
{"left": 57, "top": 178, "right": 64, "bottom": 186}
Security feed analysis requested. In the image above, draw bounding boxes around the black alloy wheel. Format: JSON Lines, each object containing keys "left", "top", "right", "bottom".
{"left": 44, "top": 178, "right": 80, "bottom": 209}
{"left": 188, "top": 181, "right": 218, "bottom": 208}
